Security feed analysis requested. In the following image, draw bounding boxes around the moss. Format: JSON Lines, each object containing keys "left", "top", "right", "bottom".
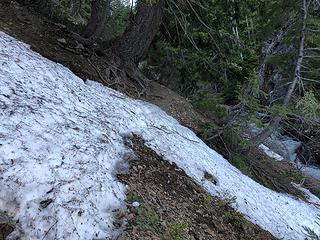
{"left": 126, "top": 193, "right": 160, "bottom": 232}
{"left": 223, "top": 211, "right": 251, "bottom": 232}
{"left": 163, "top": 221, "right": 190, "bottom": 240}
{"left": 214, "top": 194, "right": 237, "bottom": 209}
{"left": 201, "top": 195, "right": 213, "bottom": 208}
{"left": 133, "top": 205, "right": 160, "bottom": 232}
{"left": 126, "top": 192, "right": 144, "bottom": 204}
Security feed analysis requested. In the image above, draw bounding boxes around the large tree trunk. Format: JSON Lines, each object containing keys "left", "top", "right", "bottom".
{"left": 71, "top": 0, "right": 110, "bottom": 45}
{"left": 83, "top": 0, "right": 110, "bottom": 39}
{"left": 102, "top": 0, "right": 165, "bottom": 93}
{"left": 251, "top": 0, "right": 308, "bottom": 147}
{"left": 111, "top": 0, "right": 166, "bottom": 63}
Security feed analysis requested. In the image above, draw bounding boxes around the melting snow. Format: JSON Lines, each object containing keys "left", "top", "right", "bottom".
{"left": 259, "top": 144, "right": 284, "bottom": 161}
{"left": 0, "top": 32, "right": 319, "bottom": 239}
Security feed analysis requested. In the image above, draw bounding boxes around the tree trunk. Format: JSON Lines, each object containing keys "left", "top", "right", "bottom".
{"left": 83, "top": 0, "right": 110, "bottom": 39}
{"left": 111, "top": 0, "right": 166, "bottom": 63}
{"left": 258, "top": 15, "right": 295, "bottom": 89}
{"left": 101, "top": 0, "right": 165, "bottom": 93}
{"left": 71, "top": 0, "right": 110, "bottom": 45}
{"left": 251, "top": 0, "right": 308, "bottom": 147}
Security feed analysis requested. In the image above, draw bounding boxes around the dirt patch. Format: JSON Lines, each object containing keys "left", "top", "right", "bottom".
{"left": 0, "top": 2, "right": 98, "bottom": 82}
{"left": 116, "top": 136, "right": 275, "bottom": 240}
{"left": 0, "top": 212, "right": 14, "bottom": 240}
{"left": 145, "top": 81, "right": 210, "bottom": 132}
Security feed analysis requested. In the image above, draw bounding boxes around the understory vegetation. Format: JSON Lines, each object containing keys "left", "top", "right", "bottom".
{"left": 15, "top": 0, "right": 320, "bottom": 198}
{"left": 19, "top": 0, "right": 320, "bottom": 156}
{"left": 15, "top": 0, "right": 320, "bottom": 191}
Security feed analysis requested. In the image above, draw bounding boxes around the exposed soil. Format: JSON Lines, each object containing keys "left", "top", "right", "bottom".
{"left": 117, "top": 136, "right": 275, "bottom": 240}
{"left": 0, "top": 213, "right": 14, "bottom": 240}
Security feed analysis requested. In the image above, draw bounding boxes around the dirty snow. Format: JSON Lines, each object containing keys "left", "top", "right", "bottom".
{"left": 259, "top": 144, "right": 284, "bottom": 161}
{"left": 292, "top": 183, "right": 320, "bottom": 206}
{"left": 0, "top": 32, "right": 319, "bottom": 240}
{"left": 249, "top": 123, "right": 302, "bottom": 162}
{"left": 302, "top": 166, "right": 320, "bottom": 181}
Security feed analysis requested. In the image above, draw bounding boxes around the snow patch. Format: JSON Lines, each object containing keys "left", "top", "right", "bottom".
{"left": 292, "top": 183, "right": 320, "bottom": 206}
{"left": 259, "top": 144, "right": 284, "bottom": 161}
{"left": 302, "top": 166, "right": 320, "bottom": 181}
{"left": 0, "top": 32, "right": 320, "bottom": 240}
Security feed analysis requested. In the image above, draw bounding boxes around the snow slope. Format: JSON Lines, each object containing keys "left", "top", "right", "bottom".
{"left": 0, "top": 32, "right": 319, "bottom": 239}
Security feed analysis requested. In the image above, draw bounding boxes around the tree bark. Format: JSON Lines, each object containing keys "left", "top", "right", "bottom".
{"left": 83, "top": 0, "right": 110, "bottom": 39}
{"left": 258, "top": 15, "right": 295, "bottom": 89}
{"left": 101, "top": 0, "right": 165, "bottom": 93}
{"left": 71, "top": 0, "right": 110, "bottom": 45}
{"left": 251, "top": 0, "right": 308, "bottom": 147}
{"left": 111, "top": 0, "right": 166, "bottom": 63}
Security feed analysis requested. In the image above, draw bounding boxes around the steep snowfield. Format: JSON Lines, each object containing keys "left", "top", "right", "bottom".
{"left": 0, "top": 32, "right": 319, "bottom": 240}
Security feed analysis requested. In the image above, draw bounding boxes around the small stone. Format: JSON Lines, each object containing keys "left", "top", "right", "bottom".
{"left": 201, "top": 223, "right": 209, "bottom": 230}
{"left": 57, "top": 38, "right": 67, "bottom": 44}
{"left": 203, "top": 171, "right": 217, "bottom": 185}
{"left": 40, "top": 198, "right": 53, "bottom": 208}
{"left": 132, "top": 201, "right": 140, "bottom": 208}
{"left": 76, "top": 43, "right": 84, "bottom": 50}
{"left": 127, "top": 213, "right": 134, "bottom": 221}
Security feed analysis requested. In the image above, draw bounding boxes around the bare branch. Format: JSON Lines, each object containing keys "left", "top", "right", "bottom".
{"left": 301, "top": 77, "right": 320, "bottom": 83}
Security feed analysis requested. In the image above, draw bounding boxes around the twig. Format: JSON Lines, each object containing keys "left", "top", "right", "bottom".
{"left": 42, "top": 218, "right": 58, "bottom": 240}
{"left": 87, "top": 58, "right": 109, "bottom": 85}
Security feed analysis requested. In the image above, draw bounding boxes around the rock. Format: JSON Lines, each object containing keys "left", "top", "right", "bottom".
{"left": 57, "top": 38, "right": 67, "bottom": 44}
{"left": 40, "top": 198, "right": 53, "bottom": 208}
{"left": 76, "top": 43, "right": 84, "bottom": 50}
{"left": 132, "top": 202, "right": 140, "bottom": 208}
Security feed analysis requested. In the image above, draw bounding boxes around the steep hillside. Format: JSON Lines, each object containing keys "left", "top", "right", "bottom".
{"left": 0, "top": 31, "right": 320, "bottom": 240}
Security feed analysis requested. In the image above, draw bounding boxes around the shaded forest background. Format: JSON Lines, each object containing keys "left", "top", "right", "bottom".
{"left": 15, "top": 0, "right": 320, "bottom": 167}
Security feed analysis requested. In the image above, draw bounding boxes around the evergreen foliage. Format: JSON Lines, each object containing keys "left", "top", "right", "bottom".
{"left": 31, "top": 0, "right": 320, "bottom": 159}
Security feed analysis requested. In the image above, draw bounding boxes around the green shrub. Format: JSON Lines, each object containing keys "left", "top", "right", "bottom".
{"left": 136, "top": 206, "right": 160, "bottom": 232}
{"left": 197, "top": 122, "right": 219, "bottom": 141}
{"left": 164, "top": 221, "right": 190, "bottom": 240}
{"left": 295, "top": 91, "right": 320, "bottom": 120}
{"left": 192, "top": 92, "right": 227, "bottom": 119}
{"left": 126, "top": 192, "right": 144, "bottom": 204}
{"left": 223, "top": 211, "right": 250, "bottom": 231}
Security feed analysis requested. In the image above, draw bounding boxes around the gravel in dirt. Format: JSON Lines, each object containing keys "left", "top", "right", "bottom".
{"left": 116, "top": 136, "right": 275, "bottom": 240}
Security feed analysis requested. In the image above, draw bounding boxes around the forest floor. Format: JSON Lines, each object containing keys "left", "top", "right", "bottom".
{"left": 116, "top": 136, "right": 275, "bottom": 240}
{"left": 0, "top": 2, "right": 318, "bottom": 239}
